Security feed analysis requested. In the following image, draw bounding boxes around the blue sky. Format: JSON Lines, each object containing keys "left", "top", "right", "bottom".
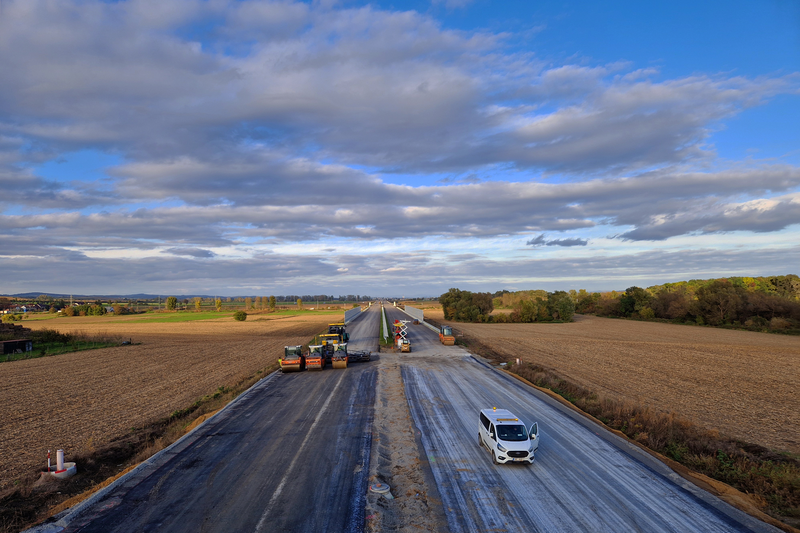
{"left": 1, "top": 0, "right": 799, "bottom": 296}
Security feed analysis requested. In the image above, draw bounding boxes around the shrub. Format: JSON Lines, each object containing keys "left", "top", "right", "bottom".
{"left": 553, "top": 292, "right": 576, "bottom": 322}
{"left": 233, "top": 311, "right": 247, "bottom": 321}
{"left": 492, "top": 312, "right": 510, "bottom": 323}
{"left": 30, "top": 328, "right": 73, "bottom": 344}
{"left": 770, "top": 317, "right": 792, "bottom": 330}
{"left": 745, "top": 316, "right": 769, "bottom": 328}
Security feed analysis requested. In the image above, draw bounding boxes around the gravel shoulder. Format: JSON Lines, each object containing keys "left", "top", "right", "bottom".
{"left": 364, "top": 353, "right": 449, "bottom": 533}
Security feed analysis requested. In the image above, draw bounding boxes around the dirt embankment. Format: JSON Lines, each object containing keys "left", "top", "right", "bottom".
{"left": 0, "top": 314, "right": 333, "bottom": 493}
{"left": 365, "top": 355, "right": 448, "bottom": 532}
{"left": 427, "top": 310, "right": 800, "bottom": 454}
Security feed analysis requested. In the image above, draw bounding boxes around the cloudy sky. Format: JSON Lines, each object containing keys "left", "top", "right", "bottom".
{"left": 1, "top": 0, "right": 799, "bottom": 296}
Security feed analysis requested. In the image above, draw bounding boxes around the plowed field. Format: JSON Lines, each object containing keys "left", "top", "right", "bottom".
{"left": 427, "top": 310, "right": 800, "bottom": 453}
{"left": 0, "top": 313, "right": 333, "bottom": 491}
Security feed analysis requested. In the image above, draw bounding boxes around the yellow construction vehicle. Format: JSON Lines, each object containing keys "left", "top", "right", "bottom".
{"left": 319, "top": 333, "right": 342, "bottom": 365}
{"left": 279, "top": 345, "right": 305, "bottom": 372}
{"left": 331, "top": 343, "right": 348, "bottom": 369}
{"left": 327, "top": 323, "right": 350, "bottom": 342}
{"left": 400, "top": 339, "right": 411, "bottom": 352}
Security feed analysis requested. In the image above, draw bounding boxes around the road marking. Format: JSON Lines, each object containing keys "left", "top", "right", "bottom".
{"left": 254, "top": 371, "right": 346, "bottom": 532}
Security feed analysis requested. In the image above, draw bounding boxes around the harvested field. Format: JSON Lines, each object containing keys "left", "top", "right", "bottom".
{"left": 0, "top": 313, "right": 334, "bottom": 492}
{"left": 427, "top": 310, "right": 800, "bottom": 454}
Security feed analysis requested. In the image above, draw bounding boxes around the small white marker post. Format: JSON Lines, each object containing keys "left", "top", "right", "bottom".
{"left": 56, "top": 449, "right": 65, "bottom": 472}
{"left": 47, "top": 450, "right": 51, "bottom": 473}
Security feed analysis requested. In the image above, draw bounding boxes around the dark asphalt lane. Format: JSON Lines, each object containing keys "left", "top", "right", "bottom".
{"left": 45, "top": 310, "right": 378, "bottom": 533}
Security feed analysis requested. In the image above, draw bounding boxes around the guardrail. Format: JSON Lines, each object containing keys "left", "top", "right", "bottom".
{"left": 344, "top": 306, "right": 362, "bottom": 324}
{"left": 381, "top": 306, "right": 389, "bottom": 338}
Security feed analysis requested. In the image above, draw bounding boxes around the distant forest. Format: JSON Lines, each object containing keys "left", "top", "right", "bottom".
{"left": 442, "top": 275, "right": 800, "bottom": 333}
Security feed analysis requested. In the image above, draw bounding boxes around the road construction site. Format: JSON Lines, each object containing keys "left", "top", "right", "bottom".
{"left": 26, "top": 304, "right": 782, "bottom": 533}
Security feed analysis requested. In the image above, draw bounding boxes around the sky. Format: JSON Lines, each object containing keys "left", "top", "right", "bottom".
{"left": 1, "top": 0, "right": 799, "bottom": 297}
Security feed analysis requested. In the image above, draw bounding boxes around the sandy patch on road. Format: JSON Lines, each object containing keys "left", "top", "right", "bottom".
{"left": 0, "top": 314, "right": 333, "bottom": 491}
{"left": 427, "top": 310, "right": 800, "bottom": 453}
{"left": 365, "top": 354, "right": 448, "bottom": 533}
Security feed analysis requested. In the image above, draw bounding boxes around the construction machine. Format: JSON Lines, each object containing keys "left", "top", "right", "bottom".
{"left": 306, "top": 344, "right": 325, "bottom": 370}
{"left": 348, "top": 350, "right": 371, "bottom": 362}
{"left": 319, "top": 333, "right": 342, "bottom": 365}
{"left": 331, "top": 343, "right": 348, "bottom": 369}
{"left": 280, "top": 345, "right": 305, "bottom": 372}
{"left": 327, "top": 323, "right": 350, "bottom": 342}
{"left": 393, "top": 319, "right": 409, "bottom": 351}
{"left": 400, "top": 338, "right": 411, "bottom": 352}
{"left": 439, "top": 325, "right": 455, "bottom": 346}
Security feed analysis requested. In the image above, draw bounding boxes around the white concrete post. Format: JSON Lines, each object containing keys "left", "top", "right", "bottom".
{"left": 56, "top": 449, "right": 65, "bottom": 471}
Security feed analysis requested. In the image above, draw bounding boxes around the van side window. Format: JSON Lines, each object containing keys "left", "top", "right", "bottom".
{"left": 480, "top": 413, "right": 490, "bottom": 430}
{"left": 489, "top": 423, "right": 495, "bottom": 439}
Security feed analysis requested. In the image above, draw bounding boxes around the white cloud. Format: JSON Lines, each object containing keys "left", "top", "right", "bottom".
{"left": 0, "top": 0, "right": 798, "bottom": 294}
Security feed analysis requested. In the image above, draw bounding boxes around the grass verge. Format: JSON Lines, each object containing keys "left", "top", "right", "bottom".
{"left": 454, "top": 327, "right": 800, "bottom": 531}
{"left": 379, "top": 307, "right": 393, "bottom": 348}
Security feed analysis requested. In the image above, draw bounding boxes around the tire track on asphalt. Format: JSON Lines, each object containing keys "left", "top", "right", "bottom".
{"left": 401, "top": 356, "right": 781, "bottom": 533}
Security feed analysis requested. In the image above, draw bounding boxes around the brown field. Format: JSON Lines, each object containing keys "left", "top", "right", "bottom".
{"left": 427, "top": 310, "right": 800, "bottom": 454}
{"left": 0, "top": 313, "right": 334, "bottom": 491}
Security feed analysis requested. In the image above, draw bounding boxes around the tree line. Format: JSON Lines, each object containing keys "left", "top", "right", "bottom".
{"left": 440, "top": 275, "right": 799, "bottom": 330}
{"left": 439, "top": 288, "right": 575, "bottom": 323}
{"left": 577, "top": 275, "right": 800, "bottom": 331}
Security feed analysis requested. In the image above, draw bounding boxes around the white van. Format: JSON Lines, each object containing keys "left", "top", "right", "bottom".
{"left": 478, "top": 408, "right": 539, "bottom": 465}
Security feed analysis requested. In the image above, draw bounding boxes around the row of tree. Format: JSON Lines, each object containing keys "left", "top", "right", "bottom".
{"left": 443, "top": 275, "right": 799, "bottom": 329}
{"left": 579, "top": 278, "right": 800, "bottom": 329}
{"left": 164, "top": 296, "right": 306, "bottom": 312}
{"left": 62, "top": 303, "right": 108, "bottom": 316}
{"left": 439, "top": 288, "right": 575, "bottom": 323}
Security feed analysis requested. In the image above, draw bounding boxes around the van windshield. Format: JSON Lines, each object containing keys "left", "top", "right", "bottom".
{"left": 496, "top": 424, "right": 527, "bottom": 442}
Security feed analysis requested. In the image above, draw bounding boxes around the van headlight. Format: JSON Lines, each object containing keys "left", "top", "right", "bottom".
{"left": 497, "top": 444, "right": 507, "bottom": 453}
{"left": 528, "top": 444, "right": 534, "bottom": 453}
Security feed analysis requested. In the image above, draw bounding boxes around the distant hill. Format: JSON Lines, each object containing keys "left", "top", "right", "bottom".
{"left": 7, "top": 293, "right": 216, "bottom": 300}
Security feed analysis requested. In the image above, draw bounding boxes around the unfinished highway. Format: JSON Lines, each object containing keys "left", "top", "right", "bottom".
{"left": 382, "top": 305, "right": 780, "bottom": 533}
{"left": 35, "top": 307, "right": 380, "bottom": 533}
{"left": 32, "top": 304, "right": 780, "bottom": 532}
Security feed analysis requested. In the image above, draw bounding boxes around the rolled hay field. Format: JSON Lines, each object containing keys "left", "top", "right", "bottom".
{"left": 427, "top": 309, "right": 800, "bottom": 454}
{"left": 0, "top": 313, "right": 333, "bottom": 493}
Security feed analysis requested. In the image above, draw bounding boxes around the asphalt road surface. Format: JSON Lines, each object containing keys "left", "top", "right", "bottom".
{"left": 32, "top": 304, "right": 780, "bottom": 533}
{"left": 36, "top": 307, "right": 380, "bottom": 533}
{"left": 383, "top": 305, "right": 780, "bottom": 533}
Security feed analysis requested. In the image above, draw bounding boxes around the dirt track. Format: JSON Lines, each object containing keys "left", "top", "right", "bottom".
{"left": 0, "top": 314, "right": 332, "bottom": 491}
{"left": 427, "top": 310, "right": 800, "bottom": 454}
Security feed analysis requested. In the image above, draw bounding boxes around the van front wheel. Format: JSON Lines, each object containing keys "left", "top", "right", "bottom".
{"left": 492, "top": 451, "right": 499, "bottom": 465}
{"left": 478, "top": 433, "right": 482, "bottom": 449}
